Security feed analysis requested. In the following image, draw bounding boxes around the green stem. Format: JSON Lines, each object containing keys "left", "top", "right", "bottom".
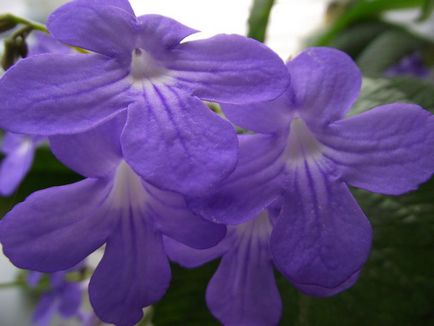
{"left": 418, "top": 0, "right": 434, "bottom": 21}
{"left": 0, "top": 281, "right": 24, "bottom": 289}
{"left": 247, "top": 0, "right": 276, "bottom": 42}
{"left": 0, "top": 13, "right": 47, "bottom": 33}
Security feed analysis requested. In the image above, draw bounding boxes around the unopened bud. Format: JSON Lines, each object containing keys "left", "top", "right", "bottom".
{"left": 15, "top": 36, "right": 28, "bottom": 58}
{"left": 0, "top": 16, "right": 18, "bottom": 33}
{"left": 1, "top": 39, "right": 20, "bottom": 70}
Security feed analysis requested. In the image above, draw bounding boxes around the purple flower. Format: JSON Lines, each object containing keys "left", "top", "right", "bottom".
{"left": 0, "top": 113, "right": 226, "bottom": 326}
{"left": 27, "top": 266, "right": 83, "bottom": 326}
{"left": 0, "top": 133, "right": 43, "bottom": 196}
{"left": 385, "top": 52, "right": 431, "bottom": 79}
{"left": 0, "top": 0, "right": 290, "bottom": 195}
{"left": 166, "top": 209, "right": 280, "bottom": 325}
{"left": 190, "top": 48, "right": 434, "bottom": 296}
{"left": 166, "top": 206, "right": 358, "bottom": 325}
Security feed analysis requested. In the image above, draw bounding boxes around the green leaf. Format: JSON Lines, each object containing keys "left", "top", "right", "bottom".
{"left": 153, "top": 262, "right": 220, "bottom": 325}
{"left": 351, "top": 76, "right": 434, "bottom": 115}
{"left": 316, "top": 0, "right": 425, "bottom": 46}
{"left": 418, "top": 0, "right": 434, "bottom": 21}
{"left": 247, "top": 0, "right": 276, "bottom": 42}
{"left": 356, "top": 30, "right": 426, "bottom": 76}
{"left": 328, "top": 21, "right": 391, "bottom": 58}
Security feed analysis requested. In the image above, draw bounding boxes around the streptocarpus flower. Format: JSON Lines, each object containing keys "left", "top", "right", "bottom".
{"left": 0, "top": 133, "right": 43, "bottom": 196}
{"left": 166, "top": 206, "right": 359, "bottom": 325}
{"left": 385, "top": 52, "right": 431, "bottom": 79}
{"left": 0, "top": 113, "right": 226, "bottom": 326}
{"left": 27, "top": 265, "right": 83, "bottom": 326}
{"left": 190, "top": 47, "right": 434, "bottom": 295}
{"left": 0, "top": 0, "right": 290, "bottom": 195}
{"left": 0, "top": 32, "right": 70, "bottom": 196}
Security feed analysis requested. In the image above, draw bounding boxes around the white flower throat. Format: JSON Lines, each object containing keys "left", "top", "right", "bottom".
{"left": 236, "top": 211, "right": 272, "bottom": 241}
{"left": 108, "top": 161, "right": 148, "bottom": 210}
{"left": 286, "top": 117, "right": 324, "bottom": 167}
{"left": 129, "top": 48, "right": 172, "bottom": 89}
{"left": 16, "top": 138, "right": 33, "bottom": 156}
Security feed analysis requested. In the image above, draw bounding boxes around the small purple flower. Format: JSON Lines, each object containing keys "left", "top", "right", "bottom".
{"left": 0, "top": 0, "right": 290, "bottom": 195}
{"left": 77, "top": 311, "right": 101, "bottom": 326}
{"left": 0, "top": 133, "right": 43, "bottom": 196}
{"left": 190, "top": 48, "right": 434, "bottom": 296}
{"left": 0, "top": 113, "right": 226, "bottom": 326}
{"left": 27, "top": 266, "right": 83, "bottom": 326}
{"left": 385, "top": 52, "right": 431, "bottom": 79}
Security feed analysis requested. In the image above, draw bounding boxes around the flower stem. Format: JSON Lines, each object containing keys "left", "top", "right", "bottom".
{"left": 0, "top": 13, "right": 48, "bottom": 33}
{"left": 247, "top": 0, "right": 276, "bottom": 42}
{"left": 0, "top": 281, "right": 24, "bottom": 289}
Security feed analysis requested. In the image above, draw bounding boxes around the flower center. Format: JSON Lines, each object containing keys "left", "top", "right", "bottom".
{"left": 236, "top": 211, "right": 272, "bottom": 241}
{"left": 108, "top": 161, "right": 148, "bottom": 210}
{"left": 16, "top": 138, "right": 32, "bottom": 156}
{"left": 129, "top": 48, "right": 171, "bottom": 89}
{"left": 286, "top": 117, "right": 323, "bottom": 167}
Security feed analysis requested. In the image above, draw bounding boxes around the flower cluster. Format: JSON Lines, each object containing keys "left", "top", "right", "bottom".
{"left": 27, "top": 262, "right": 92, "bottom": 326}
{"left": 0, "top": 1, "right": 433, "bottom": 325}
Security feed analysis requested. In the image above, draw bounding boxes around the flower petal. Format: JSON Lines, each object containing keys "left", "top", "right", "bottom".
{"left": 1, "top": 133, "right": 25, "bottom": 154}
{"left": 136, "top": 15, "right": 198, "bottom": 51}
{"left": 322, "top": 104, "right": 434, "bottom": 195}
{"left": 27, "top": 272, "right": 43, "bottom": 288}
{"left": 50, "top": 113, "right": 126, "bottom": 178}
{"left": 287, "top": 47, "right": 362, "bottom": 126}
{"left": 206, "top": 214, "right": 281, "bottom": 326}
{"left": 271, "top": 162, "right": 372, "bottom": 289}
{"left": 145, "top": 183, "right": 226, "bottom": 249}
{"left": 121, "top": 86, "right": 238, "bottom": 195}
{"left": 222, "top": 91, "right": 292, "bottom": 133}
{"left": 89, "top": 215, "right": 171, "bottom": 326}
{"left": 164, "top": 236, "right": 231, "bottom": 268}
{"left": 28, "top": 31, "right": 71, "bottom": 56}
{"left": 0, "top": 138, "right": 35, "bottom": 196}
{"left": 47, "top": 0, "right": 137, "bottom": 57}
{"left": 58, "top": 283, "right": 82, "bottom": 318}
{"left": 0, "top": 179, "right": 115, "bottom": 272}
{"left": 292, "top": 270, "right": 360, "bottom": 297}
{"left": 188, "top": 134, "right": 285, "bottom": 224}
{"left": 170, "top": 34, "right": 290, "bottom": 104}
{"left": 91, "top": 0, "right": 135, "bottom": 14}
{"left": 32, "top": 293, "right": 57, "bottom": 326}
{"left": 0, "top": 54, "right": 133, "bottom": 135}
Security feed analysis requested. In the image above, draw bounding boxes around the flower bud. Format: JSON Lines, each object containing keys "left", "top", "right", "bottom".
{"left": 1, "top": 39, "right": 20, "bottom": 70}
{"left": 0, "top": 17, "right": 18, "bottom": 33}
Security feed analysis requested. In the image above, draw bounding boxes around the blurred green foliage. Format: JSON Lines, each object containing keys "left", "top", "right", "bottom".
{"left": 418, "top": 0, "right": 434, "bottom": 21}
{"left": 315, "top": 0, "right": 427, "bottom": 46}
